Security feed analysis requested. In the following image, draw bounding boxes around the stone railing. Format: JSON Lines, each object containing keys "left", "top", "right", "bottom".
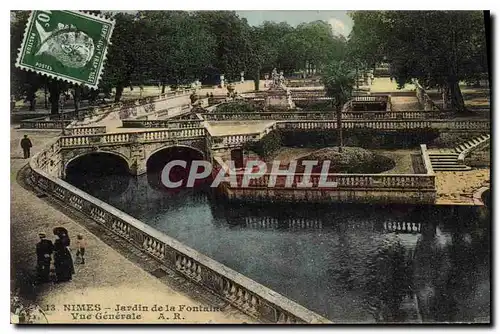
{"left": 59, "top": 128, "right": 207, "bottom": 148}
{"left": 458, "top": 134, "right": 491, "bottom": 164}
{"left": 66, "top": 126, "right": 107, "bottom": 136}
{"left": 138, "top": 104, "right": 193, "bottom": 120}
{"left": 157, "top": 88, "right": 194, "bottom": 100}
{"left": 122, "top": 118, "right": 203, "bottom": 129}
{"left": 20, "top": 118, "right": 73, "bottom": 130}
{"left": 277, "top": 119, "right": 490, "bottom": 131}
{"left": 29, "top": 142, "right": 330, "bottom": 324}
{"left": 202, "top": 111, "right": 458, "bottom": 122}
{"left": 229, "top": 172, "right": 435, "bottom": 190}
{"left": 414, "top": 81, "right": 439, "bottom": 111}
{"left": 211, "top": 132, "right": 266, "bottom": 149}
{"left": 213, "top": 156, "right": 436, "bottom": 204}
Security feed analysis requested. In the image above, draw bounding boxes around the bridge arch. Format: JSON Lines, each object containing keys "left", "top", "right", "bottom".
{"left": 64, "top": 150, "right": 132, "bottom": 176}
{"left": 147, "top": 144, "right": 206, "bottom": 163}
{"left": 146, "top": 145, "right": 207, "bottom": 190}
{"left": 64, "top": 151, "right": 133, "bottom": 196}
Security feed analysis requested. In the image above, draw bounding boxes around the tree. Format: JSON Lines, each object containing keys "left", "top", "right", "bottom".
{"left": 99, "top": 13, "right": 146, "bottom": 102}
{"left": 279, "top": 21, "right": 347, "bottom": 75}
{"left": 194, "top": 11, "right": 254, "bottom": 82}
{"left": 321, "top": 60, "right": 356, "bottom": 152}
{"left": 349, "top": 11, "right": 488, "bottom": 113}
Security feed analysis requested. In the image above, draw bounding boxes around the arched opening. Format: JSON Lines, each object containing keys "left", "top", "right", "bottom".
{"left": 146, "top": 146, "right": 208, "bottom": 191}
{"left": 65, "top": 152, "right": 131, "bottom": 198}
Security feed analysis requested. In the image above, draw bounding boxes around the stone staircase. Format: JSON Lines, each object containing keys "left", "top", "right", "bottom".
{"left": 428, "top": 134, "right": 490, "bottom": 171}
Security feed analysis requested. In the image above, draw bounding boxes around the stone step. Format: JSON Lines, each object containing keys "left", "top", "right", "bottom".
{"left": 430, "top": 160, "right": 459, "bottom": 163}
{"left": 464, "top": 142, "right": 472, "bottom": 149}
{"left": 431, "top": 163, "right": 459, "bottom": 167}
{"left": 433, "top": 166, "right": 471, "bottom": 171}
{"left": 428, "top": 152, "right": 458, "bottom": 156}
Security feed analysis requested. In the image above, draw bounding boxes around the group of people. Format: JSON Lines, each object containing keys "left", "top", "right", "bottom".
{"left": 35, "top": 227, "right": 87, "bottom": 284}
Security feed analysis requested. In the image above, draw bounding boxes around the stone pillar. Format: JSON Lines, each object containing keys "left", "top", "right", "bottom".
{"left": 240, "top": 71, "right": 245, "bottom": 83}
{"left": 220, "top": 75, "right": 225, "bottom": 88}
{"left": 130, "top": 157, "right": 147, "bottom": 176}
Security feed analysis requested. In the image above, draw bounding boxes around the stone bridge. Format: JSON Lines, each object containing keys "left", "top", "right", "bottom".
{"left": 57, "top": 128, "right": 210, "bottom": 178}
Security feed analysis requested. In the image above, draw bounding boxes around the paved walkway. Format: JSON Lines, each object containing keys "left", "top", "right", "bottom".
{"left": 435, "top": 169, "right": 490, "bottom": 205}
{"left": 206, "top": 121, "right": 276, "bottom": 136}
{"left": 10, "top": 127, "right": 255, "bottom": 324}
{"left": 370, "top": 77, "right": 416, "bottom": 93}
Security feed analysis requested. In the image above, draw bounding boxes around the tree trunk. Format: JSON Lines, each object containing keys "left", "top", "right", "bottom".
{"left": 44, "top": 84, "right": 48, "bottom": 109}
{"left": 114, "top": 84, "right": 124, "bottom": 102}
{"left": 48, "top": 80, "right": 60, "bottom": 115}
{"left": 161, "top": 83, "right": 166, "bottom": 94}
{"left": 72, "top": 85, "right": 81, "bottom": 116}
{"left": 27, "top": 86, "right": 36, "bottom": 111}
{"left": 254, "top": 68, "right": 260, "bottom": 91}
{"left": 336, "top": 103, "right": 343, "bottom": 153}
{"left": 442, "top": 84, "right": 450, "bottom": 110}
{"left": 448, "top": 79, "right": 467, "bottom": 113}
{"left": 355, "top": 67, "right": 359, "bottom": 89}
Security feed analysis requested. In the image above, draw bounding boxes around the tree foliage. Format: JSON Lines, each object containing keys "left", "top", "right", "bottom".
{"left": 11, "top": 10, "right": 349, "bottom": 110}
{"left": 321, "top": 60, "right": 356, "bottom": 152}
{"left": 348, "top": 11, "right": 488, "bottom": 112}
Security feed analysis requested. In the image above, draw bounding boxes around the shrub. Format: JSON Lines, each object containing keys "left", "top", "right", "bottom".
{"left": 243, "top": 130, "right": 283, "bottom": 159}
{"left": 215, "top": 101, "right": 257, "bottom": 113}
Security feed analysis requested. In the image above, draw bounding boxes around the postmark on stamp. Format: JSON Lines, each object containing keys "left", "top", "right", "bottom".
{"left": 15, "top": 10, "right": 115, "bottom": 89}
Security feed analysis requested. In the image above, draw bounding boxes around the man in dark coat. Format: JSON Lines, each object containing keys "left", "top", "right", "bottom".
{"left": 20, "top": 135, "right": 32, "bottom": 159}
{"left": 36, "top": 233, "right": 54, "bottom": 283}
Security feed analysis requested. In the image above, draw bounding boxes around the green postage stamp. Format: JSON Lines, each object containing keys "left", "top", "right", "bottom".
{"left": 15, "top": 10, "right": 115, "bottom": 89}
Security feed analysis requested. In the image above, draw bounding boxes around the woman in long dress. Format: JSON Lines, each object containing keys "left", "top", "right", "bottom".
{"left": 53, "top": 227, "right": 75, "bottom": 282}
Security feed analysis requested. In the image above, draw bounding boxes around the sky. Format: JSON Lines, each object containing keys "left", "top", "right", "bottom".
{"left": 236, "top": 10, "right": 353, "bottom": 36}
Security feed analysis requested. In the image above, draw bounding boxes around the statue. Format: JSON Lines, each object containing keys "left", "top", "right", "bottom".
{"left": 271, "top": 68, "right": 279, "bottom": 86}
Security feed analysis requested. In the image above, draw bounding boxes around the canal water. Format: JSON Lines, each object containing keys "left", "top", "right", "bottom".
{"left": 65, "top": 167, "right": 490, "bottom": 323}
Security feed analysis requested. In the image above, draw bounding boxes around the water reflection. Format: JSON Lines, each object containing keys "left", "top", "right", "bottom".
{"left": 65, "top": 170, "right": 490, "bottom": 323}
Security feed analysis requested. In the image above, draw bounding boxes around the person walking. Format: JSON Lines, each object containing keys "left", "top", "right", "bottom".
{"left": 20, "top": 135, "right": 32, "bottom": 159}
{"left": 75, "top": 234, "right": 87, "bottom": 264}
{"left": 35, "top": 233, "right": 53, "bottom": 283}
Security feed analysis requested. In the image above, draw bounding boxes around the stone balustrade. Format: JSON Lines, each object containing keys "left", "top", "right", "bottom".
{"left": 277, "top": 119, "right": 490, "bottom": 131}
{"left": 20, "top": 119, "right": 73, "bottom": 130}
{"left": 202, "top": 111, "right": 458, "bottom": 121}
{"left": 29, "top": 143, "right": 330, "bottom": 324}
{"left": 122, "top": 118, "right": 203, "bottom": 129}
{"left": 66, "top": 126, "right": 107, "bottom": 136}
{"left": 211, "top": 133, "right": 264, "bottom": 149}
{"left": 227, "top": 173, "right": 435, "bottom": 190}
{"left": 59, "top": 128, "right": 207, "bottom": 148}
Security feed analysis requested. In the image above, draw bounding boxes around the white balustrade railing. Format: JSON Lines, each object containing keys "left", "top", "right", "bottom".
{"left": 59, "top": 127, "right": 207, "bottom": 148}
{"left": 66, "top": 126, "right": 107, "bottom": 136}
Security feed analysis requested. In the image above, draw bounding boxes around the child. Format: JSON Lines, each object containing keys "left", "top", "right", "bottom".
{"left": 75, "top": 234, "right": 87, "bottom": 264}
